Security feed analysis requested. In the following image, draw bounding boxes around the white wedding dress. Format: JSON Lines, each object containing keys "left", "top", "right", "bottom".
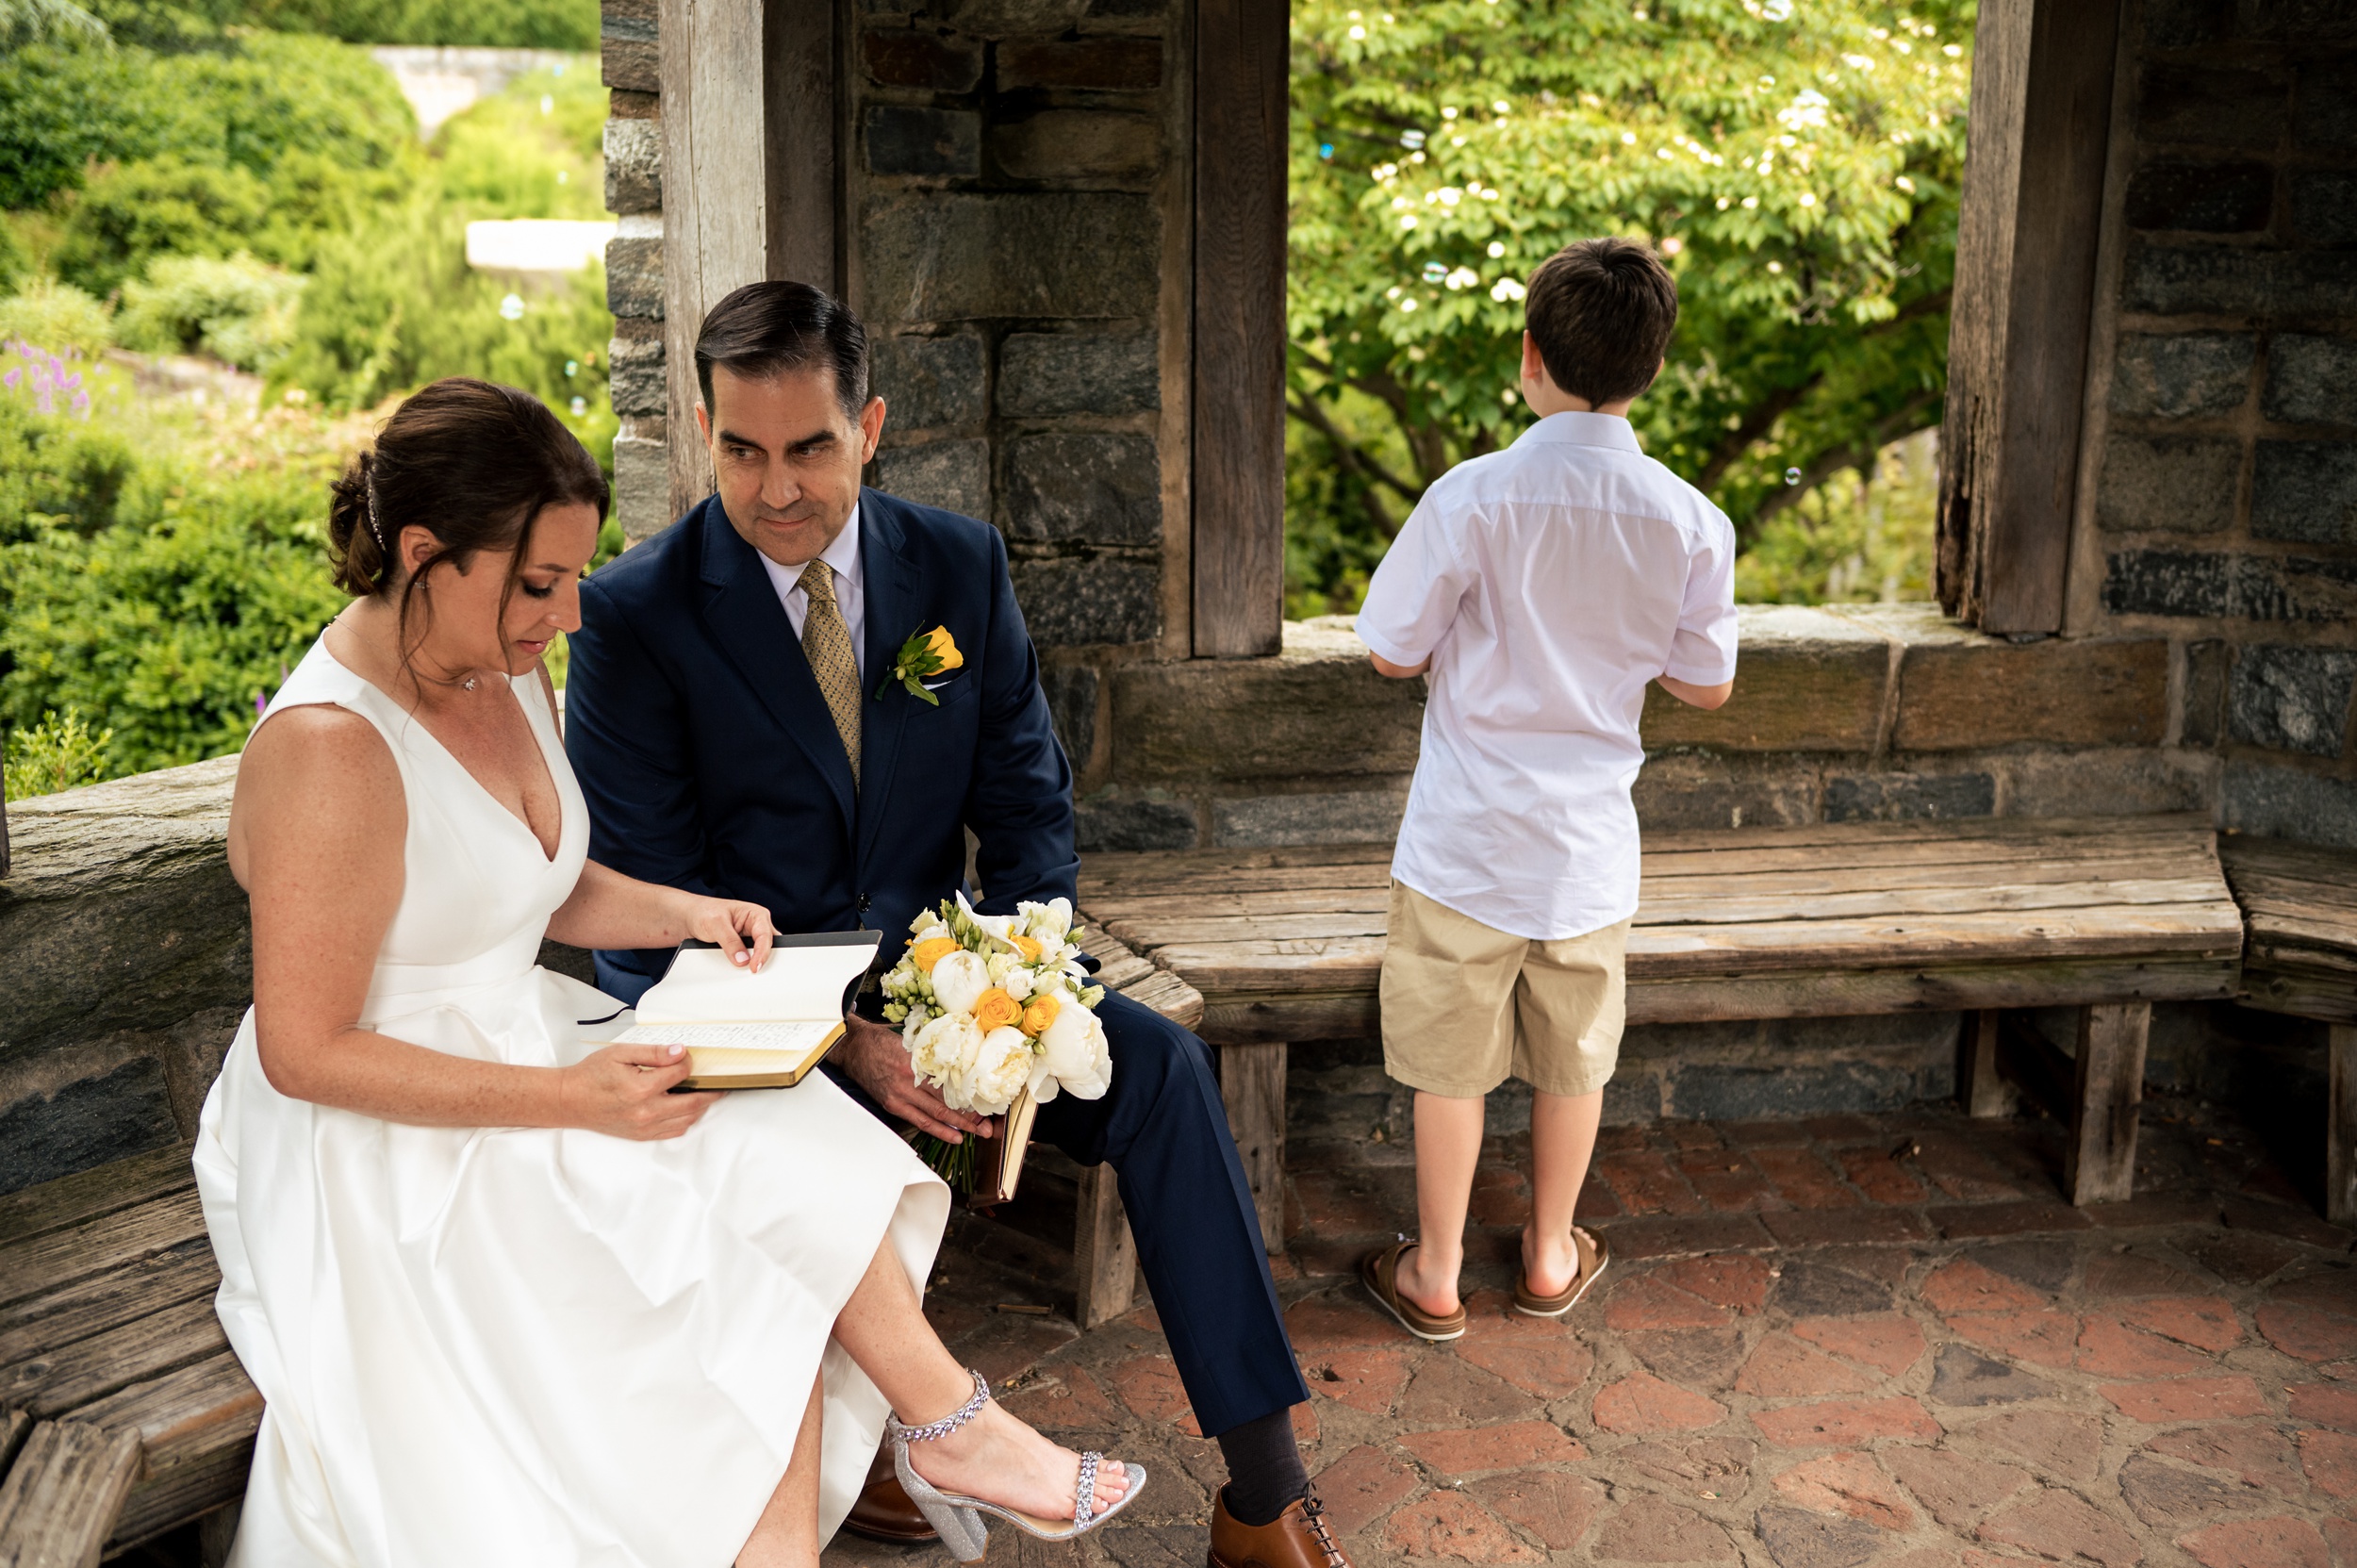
{"left": 194, "top": 638, "right": 948, "bottom": 1567}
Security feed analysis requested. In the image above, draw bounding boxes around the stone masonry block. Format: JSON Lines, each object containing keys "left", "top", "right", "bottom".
{"left": 2223, "top": 760, "right": 2357, "bottom": 848}
{"left": 2109, "top": 332, "right": 2254, "bottom": 418}
{"left": 1, "top": 758, "right": 248, "bottom": 1061}
{"left": 2183, "top": 639, "right": 2230, "bottom": 747}
{"left": 1089, "top": 0, "right": 1165, "bottom": 15}
{"left": 1632, "top": 752, "right": 1819, "bottom": 832}
{"left": 864, "top": 192, "right": 1159, "bottom": 322}
{"left": 1074, "top": 789, "right": 1198, "bottom": 852}
{"left": 873, "top": 438, "right": 991, "bottom": 521}
{"left": 1213, "top": 790, "right": 1409, "bottom": 848}
{"left": 2265, "top": 335, "right": 2357, "bottom": 426}
{"left": 2145, "top": 0, "right": 2233, "bottom": 47}
{"left": 1895, "top": 638, "right": 2169, "bottom": 750}
{"left": 608, "top": 331, "right": 664, "bottom": 418}
{"left": 2123, "top": 161, "right": 2273, "bottom": 232}
{"left": 2096, "top": 434, "right": 2240, "bottom": 535}
{"left": 606, "top": 235, "right": 663, "bottom": 320}
{"left": 2296, "top": 58, "right": 2357, "bottom": 147}
{"left": 2136, "top": 64, "right": 2283, "bottom": 149}
{"left": 2103, "top": 548, "right": 2357, "bottom": 623}
{"left": 2251, "top": 441, "right": 2357, "bottom": 545}
{"left": 2292, "top": 172, "right": 2357, "bottom": 247}
{"left": 613, "top": 430, "right": 670, "bottom": 541}
{"left": 1115, "top": 619, "right": 1425, "bottom": 782}
{"left": 2229, "top": 645, "right": 2357, "bottom": 756}
{"left": 866, "top": 106, "right": 981, "bottom": 178}
{"left": 2121, "top": 246, "right": 2357, "bottom": 319}
{"left": 864, "top": 29, "right": 984, "bottom": 91}
{"left": 997, "top": 37, "right": 1162, "bottom": 90}
{"left": 1641, "top": 605, "right": 1887, "bottom": 752}
{"left": 2005, "top": 750, "right": 2215, "bottom": 817}
{"left": 941, "top": 0, "right": 1091, "bottom": 34}
{"left": 871, "top": 332, "right": 986, "bottom": 432}
{"left": 2237, "top": 2, "right": 2357, "bottom": 41}
{"left": 1010, "top": 556, "right": 1161, "bottom": 647}
{"left": 991, "top": 111, "right": 1162, "bottom": 182}
{"left": 0, "top": 1053, "right": 177, "bottom": 1196}
{"left": 603, "top": 116, "right": 660, "bottom": 215}
{"left": 1822, "top": 771, "right": 1996, "bottom": 822}
{"left": 999, "top": 330, "right": 1158, "bottom": 419}
{"left": 1041, "top": 663, "right": 1099, "bottom": 770}
{"left": 1003, "top": 433, "right": 1161, "bottom": 548}
{"left": 602, "top": 0, "right": 658, "bottom": 93}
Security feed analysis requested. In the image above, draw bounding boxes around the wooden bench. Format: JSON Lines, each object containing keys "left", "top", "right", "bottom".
{"left": 1079, "top": 813, "right": 2246, "bottom": 1237}
{"left": 2219, "top": 835, "right": 2357, "bottom": 1228}
{"left": 0, "top": 1143, "right": 255, "bottom": 1565}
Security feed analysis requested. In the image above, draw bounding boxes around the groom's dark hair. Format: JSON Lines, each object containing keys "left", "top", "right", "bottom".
{"left": 695, "top": 281, "right": 870, "bottom": 421}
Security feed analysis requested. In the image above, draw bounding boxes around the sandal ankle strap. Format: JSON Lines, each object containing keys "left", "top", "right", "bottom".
{"left": 898, "top": 1369, "right": 991, "bottom": 1444}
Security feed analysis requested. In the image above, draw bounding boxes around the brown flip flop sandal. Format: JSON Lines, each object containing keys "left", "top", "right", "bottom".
{"left": 1359, "top": 1239, "right": 1469, "bottom": 1342}
{"left": 1512, "top": 1225, "right": 1610, "bottom": 1317}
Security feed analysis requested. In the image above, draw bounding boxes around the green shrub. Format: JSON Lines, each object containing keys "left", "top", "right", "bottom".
{"left": 242, "top": 0, "right": 597, "bottom": 49}
{"left": 118, "top": 253, "right": 305, "bottom": 369}
{"left": 54, "top": 157, "right": 272, "bottom": 297}
{"left": 0, "top": 281, "right": 113, "bottom": 356}
{"left": 3, "top": 707, "right": 112, "bottom": 801}
{"left": 0, "top": 214, "right": 28, "bottom": 295}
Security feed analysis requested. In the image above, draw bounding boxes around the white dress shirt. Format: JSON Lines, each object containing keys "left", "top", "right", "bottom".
{"left": 760, "top": 503, "right": 866, "bottom": 683}
{"left": 1356, "top": 412, "right": 1739, "bottom": 940}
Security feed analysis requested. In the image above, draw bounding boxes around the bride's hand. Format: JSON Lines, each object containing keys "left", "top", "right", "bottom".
{"left": 680, "top": 896, "right": 777, "bottom": 972}
{"left": 556, "top": 1044, "right": 722, "bottom": 1139}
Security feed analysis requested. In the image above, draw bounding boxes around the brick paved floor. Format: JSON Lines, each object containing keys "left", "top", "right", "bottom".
{"left": 830, "top": 1092, "right": 2356, "bottom": 1568}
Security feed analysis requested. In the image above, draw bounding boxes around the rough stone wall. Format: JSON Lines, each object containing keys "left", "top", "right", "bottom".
{"left": 600, "top": 0, "right": 666, "bottom": 540}
{"left": 2067, "top": 0, "right": 2357, "bottom": 844}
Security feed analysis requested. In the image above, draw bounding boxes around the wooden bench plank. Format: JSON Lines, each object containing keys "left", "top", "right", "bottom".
{"left": 72, "top": 1351, "right": 259, "bottom": 1480}
{"left": 0, "top": 1147, "right": 193, "bottom": 1253}
{"left": 0, "top": 1296, "right": 227, "bottom": 1421}
{"left": 0, "top": 1192, "right": 206, "bottom": 1313}
{"left": 0, "top": 1239, "right": 220, "bottom": 1367}
{"left": 0, "top": 1419, "right": 142, "bottom": 1568}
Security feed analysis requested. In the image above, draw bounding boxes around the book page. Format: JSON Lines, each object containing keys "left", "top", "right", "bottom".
{"left": 633, "top": 933, "right": 880, "bottom": 1026}
{"left": 614, "top": 1020, "right": 838, "bottom": 1053}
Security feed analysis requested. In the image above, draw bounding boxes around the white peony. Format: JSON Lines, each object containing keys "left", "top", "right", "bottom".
{"left": 911, "top": 1012, "right": 983, "bottom": 1095}
{"left": 965, "top": 1027, "right": 1036, "bottom": 1114}
{"left": 930, "top": 949, "right": 990, "bottom": 1015}
{"left": 1036, "top": 997, "right": 1113, "bottom": 1100}
{"left": 900, "top": 1004, "right": 931, "bottom": 1042}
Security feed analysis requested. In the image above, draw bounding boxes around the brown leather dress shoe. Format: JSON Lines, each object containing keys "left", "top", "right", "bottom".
{"left": 841, "top": 1441, "right": 940, "bottom": 1543}
{"left": 1210, "top": 1489, "right": 1353, "bottom": 1568}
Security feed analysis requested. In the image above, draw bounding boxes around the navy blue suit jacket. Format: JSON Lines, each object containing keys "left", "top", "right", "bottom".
{"left": 564, "top": 489, "right": 1078, "bottom": 1000}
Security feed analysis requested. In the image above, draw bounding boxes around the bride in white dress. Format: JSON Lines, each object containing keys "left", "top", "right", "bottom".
{"left": 194, "top": 378, "right": 1135, "bottom": 1567}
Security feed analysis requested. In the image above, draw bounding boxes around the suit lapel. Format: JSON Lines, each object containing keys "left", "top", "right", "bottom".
{"left": 695, "top": 501, "right": 858, "bottom": 834}
{"left": 857, "top": 490, "right": 919, "bottom": 867}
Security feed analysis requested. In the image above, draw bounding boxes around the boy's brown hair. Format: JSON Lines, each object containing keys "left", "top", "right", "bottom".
{"left": 1524, "top": 238, "right": 1679, "bottom": 406}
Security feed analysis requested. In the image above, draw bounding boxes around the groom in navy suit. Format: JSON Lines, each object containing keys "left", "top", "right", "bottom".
{"left": 565, "top": 283, "right": 1352, "bottom": 1568}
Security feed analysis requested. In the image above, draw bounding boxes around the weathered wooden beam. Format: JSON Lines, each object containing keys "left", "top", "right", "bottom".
{"left": 658, "top": 0, "right": 837, "bottom": 520}
{"left": 2067, "top": 1001, "right": 2150, "bottom": 1206}
{"left": 1191, "top": 0, "right": 1288, "bottom": 658}
{"left": 1960, "top": 1010, "right": 2009, "bottom": 1117}
{"left": 1071, "top": 1168, "right": 1136, "bottom": 1330}
{"left": 1220, "top": 1043, "right": 1287, "bottom": 1253}
{"left": 0, "top": 1419, "right": 142, "bottom": 1568}
{"left": 1935, "top": 0, "right": 2123, "bottom": 631}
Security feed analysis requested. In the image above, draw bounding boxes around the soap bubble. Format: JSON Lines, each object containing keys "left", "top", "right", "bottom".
{"left": 1784, "top": 467, "right": 1802, "bottom": 485}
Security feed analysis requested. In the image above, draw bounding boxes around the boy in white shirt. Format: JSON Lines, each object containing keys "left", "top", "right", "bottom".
{"left": 1353, "top": 238, "right": 1738, "bottom": 1340}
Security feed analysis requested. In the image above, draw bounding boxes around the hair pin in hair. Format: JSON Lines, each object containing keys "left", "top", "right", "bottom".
{"left": 364, "top": 471, "right": 387, "bottom": 558}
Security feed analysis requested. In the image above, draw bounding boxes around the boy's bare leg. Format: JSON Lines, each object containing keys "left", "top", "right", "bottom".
{"left": 1525, "top": 1088, "right": 1605, "bottom": 1296}
{"left": 736, "top": 1376, "right": 825, "bottom": 1568}
{"left": 832, "top": 1237, "right": 1130, "bottom": 1521}
{"left": 1394, "top": 1090, "right": 1485, "bottom": 1316}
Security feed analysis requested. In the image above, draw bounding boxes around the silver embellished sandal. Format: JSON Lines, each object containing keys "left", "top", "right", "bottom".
{"left": 886, "top": 1369, "right": 1146, "bottom": 1562}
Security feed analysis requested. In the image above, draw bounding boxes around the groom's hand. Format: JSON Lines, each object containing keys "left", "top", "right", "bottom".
{"left": 839, "top": 1014, "right": 995, "bottom": 1144}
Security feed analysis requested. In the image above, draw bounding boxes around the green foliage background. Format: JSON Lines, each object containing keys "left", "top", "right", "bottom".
{"left": 1286, "top": 0, "right": 1970, "bottom": 615}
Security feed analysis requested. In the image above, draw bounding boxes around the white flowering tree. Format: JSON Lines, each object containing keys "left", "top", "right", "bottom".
{"left": 1286, "top": 0, "right": 1972, "bottom": 606}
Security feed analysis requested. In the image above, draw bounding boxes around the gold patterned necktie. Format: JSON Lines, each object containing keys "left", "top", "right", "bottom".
{"left": 798, "top": 558, "right": 861, "bottom": 785}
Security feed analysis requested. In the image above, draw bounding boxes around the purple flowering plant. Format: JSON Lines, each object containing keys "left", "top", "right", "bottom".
{"left": 1, "top": 339, "right": 93, "bottom": 420}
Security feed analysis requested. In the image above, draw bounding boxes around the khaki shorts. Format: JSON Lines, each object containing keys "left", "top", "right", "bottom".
{"left": 1379, "top": 881, "right": 1629, "bottom": 1098}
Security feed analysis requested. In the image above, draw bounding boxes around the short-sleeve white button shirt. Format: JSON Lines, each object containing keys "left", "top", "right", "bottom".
{"left": 1356, "top": 411, "right": 1739, "bottom": 940}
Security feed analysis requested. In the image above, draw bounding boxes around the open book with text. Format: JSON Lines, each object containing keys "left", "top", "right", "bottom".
{"left": 617, "top": 931, "right": 882, "bottom": 1089}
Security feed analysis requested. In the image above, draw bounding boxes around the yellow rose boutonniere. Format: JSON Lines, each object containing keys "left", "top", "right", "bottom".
{"left": 878, "top": 624, "right": 964, "bottom": 705}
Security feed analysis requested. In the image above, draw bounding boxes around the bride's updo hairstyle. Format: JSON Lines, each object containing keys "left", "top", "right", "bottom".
{"left": 326, "top": 377, "right": 607, "bottom": 633}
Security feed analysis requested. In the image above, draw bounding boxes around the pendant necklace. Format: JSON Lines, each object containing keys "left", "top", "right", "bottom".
{"left": 462, "top": 676, "right": 479, "bottom": 692}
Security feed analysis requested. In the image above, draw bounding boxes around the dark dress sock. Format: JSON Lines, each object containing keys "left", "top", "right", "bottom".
{"left": 1215, "top": 1409, "right": 1311, "bottom": 1527}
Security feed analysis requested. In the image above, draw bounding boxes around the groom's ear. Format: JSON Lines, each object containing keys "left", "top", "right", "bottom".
{"left": 694, "top": 401, "right": 713, "bottom": 446}
{"left": 858, "top": 395, "right": 886, "bottom": 465}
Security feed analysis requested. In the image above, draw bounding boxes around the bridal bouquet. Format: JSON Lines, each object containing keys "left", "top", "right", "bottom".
{"left": 880, "top": 893, "right": 1111, "bottom": 1188}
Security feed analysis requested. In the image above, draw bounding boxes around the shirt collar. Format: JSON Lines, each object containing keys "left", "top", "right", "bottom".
{"left": 1515, "top": 410, "right": 1644, "bottom": 454}
{"left": 821, "top": 501, "right": 863, "bottom": 587}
